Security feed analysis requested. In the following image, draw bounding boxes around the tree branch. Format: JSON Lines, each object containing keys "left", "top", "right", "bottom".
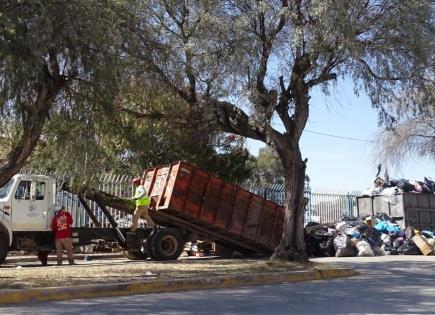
{"left": 276, "top": 76, "right": 293, "bottom": 130}
{"left": 0, "top": 62, "right": 64, "bottom": 187}
{"left": 358, "top": 58, "right": 416, "bottom": 81}
{"left": 256, "top": 0, "right": 289, "bottom": 95}
{"left": 206, "top": 99, "right": 267, "bottom": 142}
{"left": 307, "top": 73, "right": 337, "bottom": 88}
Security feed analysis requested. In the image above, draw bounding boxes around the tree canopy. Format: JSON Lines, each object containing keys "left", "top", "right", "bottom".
{"left": 0, "top": 0, "right": 128, "bottom": 187}
{"left": 376, "top": 79, "right": 434, "bottom": 166}
{"left": 121, "top": 0, "right": 433, "bottom": 260}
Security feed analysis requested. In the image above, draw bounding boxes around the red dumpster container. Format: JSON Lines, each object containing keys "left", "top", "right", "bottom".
{"left": 142, "top": 161, "right": 284, "bottom": 252}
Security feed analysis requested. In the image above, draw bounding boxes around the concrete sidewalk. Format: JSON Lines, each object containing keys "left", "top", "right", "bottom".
{"left": 0, "top": 268, "right": 357, "bottom": 305}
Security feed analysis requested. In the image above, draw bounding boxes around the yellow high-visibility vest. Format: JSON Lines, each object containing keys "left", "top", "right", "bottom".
{"left": 135, "top": 185, "right": 150, "bottom": 206}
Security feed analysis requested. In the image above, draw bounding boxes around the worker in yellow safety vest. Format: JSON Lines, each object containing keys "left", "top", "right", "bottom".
{"left": 130, "top": 177, "right": 155, "bottom": 231}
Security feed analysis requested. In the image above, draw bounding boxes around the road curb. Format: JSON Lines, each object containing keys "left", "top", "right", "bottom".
{"left": 318, "top": 268, "right": 359, "bottom": 279}
{"left": 0, "top": 268, "right": 357, "bottom": 305}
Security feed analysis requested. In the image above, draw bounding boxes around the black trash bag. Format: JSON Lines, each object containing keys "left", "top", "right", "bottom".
{"left": 358, "top": 225, "right": 383, "bottom": 247}
{"left": 392, "top": 237, "right": 404, "bottom": 249}
{"left": 384, "top": 245, "right": 399, "bottom": 255}
{"left": 401, "top": 239, "right": 422, "bottom": 255}
{"left": 333, "top": 233, "right": 356, "bottom": 257}
{"left": 305, "top": 222, "right": 329, "bottom": 235}
{"left": 306, "top": 222, "right": 321, "bottom": 228}
{"left": 305, "top": 234, "right": 324, "bottom": 257}
{"left": 397, "top": 179, "right": 414, "bottom": 192}
{"left": 389, "top": 179, "right": 399, "bottom": 187}
{"left": 347, "top": 220, "right": 364, "bottom": 228}
{"left": 319, "top": 236, "right": 335, "bottom": 257}
{"left": 422, "top": 231, "right": 434, "bottom": 239}
{"left": 341, "top": 214, "right": 358, "bottom": 222}
{"left": 424, "top": 177, "right": 434, "bottom": 192}
{"left": 376, "top": 212, "right": 394, "bottom": 222}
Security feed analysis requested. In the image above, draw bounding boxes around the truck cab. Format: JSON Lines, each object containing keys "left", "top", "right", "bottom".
{"left": 0, "top": 174, "right": 57, "bottom": 264}
{"left": 0, "top": 174, "right": 56, "bottom": 231}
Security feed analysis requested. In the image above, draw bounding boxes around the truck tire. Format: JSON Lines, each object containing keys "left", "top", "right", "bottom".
{"left": 149, "top": 228, "right": 184, "bottom": 261}
{"left": 0, "top": 236, "right": 8, "bottom": 265}
{"left": 123, "top": 249, "right": 148, "bottom": 260}
{"left": 123, "top": 237, "right": 151, "bottom": 260}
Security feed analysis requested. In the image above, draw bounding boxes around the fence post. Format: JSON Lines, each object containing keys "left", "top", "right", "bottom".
{"left": 304, "top": 188, "right": 312, "bottom": 224}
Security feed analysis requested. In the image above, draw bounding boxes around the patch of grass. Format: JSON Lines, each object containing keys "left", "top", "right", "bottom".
{"left": 0, "top": 258, "right": 316, "bottom": 289}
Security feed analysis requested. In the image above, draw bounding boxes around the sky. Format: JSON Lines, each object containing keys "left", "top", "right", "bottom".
{"left": 246, "top": 80, "right": 435, "bottom": 192}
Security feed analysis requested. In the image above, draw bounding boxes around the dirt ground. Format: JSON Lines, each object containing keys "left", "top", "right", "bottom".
{"left": 0, "top": 257, "right": 326, "bottom": 289}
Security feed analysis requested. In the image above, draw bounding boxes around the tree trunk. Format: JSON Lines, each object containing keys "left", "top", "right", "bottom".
{"left": 271, "top": 144, "right": 308, "bottom": 262}
{"left": 0, "top": 81, "right": 61, "bottom": 187}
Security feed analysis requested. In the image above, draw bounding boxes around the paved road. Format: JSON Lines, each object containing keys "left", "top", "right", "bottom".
{"left": 1, "top": 256, "right": 435, "bottom": 315}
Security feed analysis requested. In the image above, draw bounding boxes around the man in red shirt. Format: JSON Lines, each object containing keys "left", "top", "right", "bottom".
{"left": 51, "top": 206, "right": 75, "bottom": 265}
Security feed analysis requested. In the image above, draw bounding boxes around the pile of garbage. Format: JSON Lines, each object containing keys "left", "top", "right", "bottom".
{"left": 362, "top": 176, "right": 434, "bottom": 197}
{"left": 305, "top": 213, "right": 435, "bottom": 258}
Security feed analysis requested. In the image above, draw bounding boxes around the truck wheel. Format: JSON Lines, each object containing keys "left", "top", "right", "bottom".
{"left": 149, "top": 228, "right": 184, "bottom": 261}
{"left": 0, "top": 236, "right": 8, "bottom": 265}
{"left": 123, "top": 239, "right": 150, "bottom": 260}
{"left": 123, "top": 249, "right": 148, "bottom": 260}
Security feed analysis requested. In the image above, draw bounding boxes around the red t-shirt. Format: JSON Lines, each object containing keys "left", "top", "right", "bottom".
{"left": 51, "top": 210, "right": 73, "bottom": 239}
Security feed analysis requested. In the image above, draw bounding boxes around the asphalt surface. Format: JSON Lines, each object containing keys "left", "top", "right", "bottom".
{"left": 1, "top": 256, "right": 435, "bottom": 315}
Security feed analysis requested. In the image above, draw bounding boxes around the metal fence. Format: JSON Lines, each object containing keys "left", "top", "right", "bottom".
{"left": 19, "top": 170, "right": 361, "bottom": 227}
{"left": 56, "top": 174, "right": 135, "bottom": 228}
{"left": 19, "top": 170, "right": 136, "bottom": 228}
{"left": 248, "top": 184, "right": 361, "bottom": 224}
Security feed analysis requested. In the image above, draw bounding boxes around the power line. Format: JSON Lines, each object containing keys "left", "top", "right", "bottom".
{"left": 271, "top": 121, "right": 374, "bottom": 142}
{"left": 304, "top": 129, "right": 375, "bottom": 143}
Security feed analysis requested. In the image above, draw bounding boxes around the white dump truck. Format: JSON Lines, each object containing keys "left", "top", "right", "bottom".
{"left": 0, "top": 162, "right": 283, "bottom": 265}
{"left": 0, "top": 174, "right": 151, "bottom": 265}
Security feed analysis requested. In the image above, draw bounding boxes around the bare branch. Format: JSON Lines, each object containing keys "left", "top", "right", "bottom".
{"left": 206, "top": 99, "right": 267, "bottom": 142}
{"left": 358, "top": 58, "right": 418, "bottom": 81}
{"left": 307, "top": 73, "right": 337, "bottom": 88}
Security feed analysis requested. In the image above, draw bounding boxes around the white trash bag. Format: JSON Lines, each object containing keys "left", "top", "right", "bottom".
{"left": 356, "top": 240, "right": 375, "bottom": 257}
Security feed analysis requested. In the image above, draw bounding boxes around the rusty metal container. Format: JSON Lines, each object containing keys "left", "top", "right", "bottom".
{"left": 357, "top": 193, "right": 435, "bottom": 230}
{"left": 142, "top": 161, "right": 284, "bottom": 252}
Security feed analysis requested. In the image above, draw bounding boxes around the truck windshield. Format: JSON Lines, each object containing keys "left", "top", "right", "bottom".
{"left": 0, "top": 178, "right": 14, "bottom": 199}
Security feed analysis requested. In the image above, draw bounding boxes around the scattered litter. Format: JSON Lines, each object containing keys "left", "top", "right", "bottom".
{"left": 305, "top": 212, "right": 435, "bottom": 258}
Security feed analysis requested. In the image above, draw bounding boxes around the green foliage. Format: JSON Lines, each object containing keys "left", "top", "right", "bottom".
{"left": 206, "top": 134, "right": 255, "bottom": 184}
{"left": 0, "top": 0, "right": 132, "bottom": 186}
{"left": 29, "top": 81, "right": 254, "bottom": 187}
{"left": 375, "top": 80, "right": 435, "bottom": 165}
{"left": 0, "top": 0, "right": 128, "bottom": 117}
{"left": 247, "top": 146, "right": 284, "bottom": 186}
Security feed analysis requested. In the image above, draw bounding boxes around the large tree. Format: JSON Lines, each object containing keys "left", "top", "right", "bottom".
{"left": 0, "top": 0, "right": 127, "bottom": 187}
{"left": 122, "top": 0, "right": 433, "bottom": 261}
{"left": 376, "top": 79, "right": 435, "bottom": 166}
